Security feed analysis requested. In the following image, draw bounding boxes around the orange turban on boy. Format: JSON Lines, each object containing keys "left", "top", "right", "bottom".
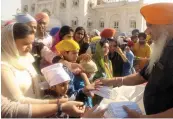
{"left": 140, "top": 3, "right": 173, "bottom": 25}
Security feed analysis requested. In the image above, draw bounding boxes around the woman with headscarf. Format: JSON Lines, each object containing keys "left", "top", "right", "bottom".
{"left": 74, "top": 27, "right": 91, "bottom": 55}
{"left": 51, "top": 25, "right": 74, "bottom": 53}
{"left": 93, "top": 40, "right": 113, "bottom": 80}
{"left": 15, "top": 13, "right": 52, "bottom": 73}
{"left": 1, "top": 23, "right": 68, "bottom": 104}
{"left": 49, "top": 27, "right": 60, "bottom": 40}
{"left": 92, "top": 40, "right": 113, "bottom": 105}
{"left": 49, "top": 27, "right": 60, "bottom": 37}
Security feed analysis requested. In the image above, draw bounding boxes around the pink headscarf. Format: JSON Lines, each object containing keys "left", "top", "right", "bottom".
{"left": 35, "top": 12, "right": 49, "bottom": 22}
{"left": 1, "top": 20, "right": 15, "bottom": 28}
{"left": 51, "top": 31, "right": 61, "bottom": 52}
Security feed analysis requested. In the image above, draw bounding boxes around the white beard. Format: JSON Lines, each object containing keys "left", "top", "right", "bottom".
{"left": 146, "top": 32, "right": 168, "bottom": 74}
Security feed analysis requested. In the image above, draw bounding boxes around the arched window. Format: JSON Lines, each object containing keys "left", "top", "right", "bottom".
{"left": 60, "top": 0, "right": 66, "bottom": 8}
{"left": 73, "top": 0, "right": 79, "bottom": 7}
{"left": 130, "top": 20, "right": 136, "bottom": 29}
{"left": 114, "top": 21, "right": 119, "bottom": 29}
{"left": 129, "top": 17, "right": 136, "bottom": 29}
{"left": 88, "top": 0, "right": 94, "bottom": 9}
{"left": 72, "top": 17, "right": 78, "bottom": 26}
{"left": 31, "top": 4, "right": 35, "bottom": 12}
{"left": 99, "top": 18, "right": 104, "bottom": 28}
{"left": 23, "top": 5, "right": 28, "bottom": 13}
{"left": 87, "top": 18, "right": 92, "bottom": 28}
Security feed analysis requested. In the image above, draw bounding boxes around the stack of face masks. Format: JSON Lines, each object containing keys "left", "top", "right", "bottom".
{"left": 104, "top": 102, "right": 142, "bottom": 118}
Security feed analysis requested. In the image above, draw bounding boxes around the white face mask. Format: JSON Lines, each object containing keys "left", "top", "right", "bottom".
{"left": 88, "top": 73, "right": 96, "bottom": 81}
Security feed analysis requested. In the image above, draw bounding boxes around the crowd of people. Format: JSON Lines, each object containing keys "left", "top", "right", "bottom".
{"left": 1, "top": 2, "right": 173, "bottom": 118}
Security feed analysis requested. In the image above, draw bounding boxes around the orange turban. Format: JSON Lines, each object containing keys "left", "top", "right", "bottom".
{"left": 140, "top": 3, "right": 173, "bottom": 25}
{"left": 100, "top": 28, "right": 116, "bottom": 38}
{"left": 35, "top": 12, "right": 49, "bottom": 22}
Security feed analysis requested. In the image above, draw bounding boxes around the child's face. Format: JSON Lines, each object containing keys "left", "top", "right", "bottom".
{"left": 63, "top": 50, "right": 79, "bottom": 62}
{"left": 54, "top": 81, "right": 69, "bottom": 96}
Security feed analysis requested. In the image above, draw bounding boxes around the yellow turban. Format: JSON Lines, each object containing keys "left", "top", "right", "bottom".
{"left": 55, "top": 39, "right": 80, "bottom": 52}
{"left": 140, "top": 3, "right": 173, "bottom": 24}
{"left": 91, "top": 36, "right": 101, "bottom": 43}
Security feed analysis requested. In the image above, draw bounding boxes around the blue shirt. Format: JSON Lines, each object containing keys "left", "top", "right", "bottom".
{"left": 122, "top": 50, "right": 134, "bottom": 76}
{"left": 73, "top": 75, "right": 93, "bottom": 107}
{"left": 63, "top": 66, "right": 93, "bottom": 107}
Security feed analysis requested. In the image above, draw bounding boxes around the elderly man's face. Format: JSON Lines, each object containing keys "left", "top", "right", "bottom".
{"left": 145, "top": 23, "right": 168, "bottom": 74}
{"left": 146, "top": 23, "right": 154, "bottom": 37}
{"left": 146, "top": 23, "right": 162, "bottom": 42}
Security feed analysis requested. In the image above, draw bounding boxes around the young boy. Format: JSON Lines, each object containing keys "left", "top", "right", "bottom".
{"left": 41, "top": 63, "right": 71, "bottom": 117}
{"left": 41, "top": 63, "right": 70, "bottom": 99}
{"left": 55, "top": 39, "right": 99, "bottom": 107}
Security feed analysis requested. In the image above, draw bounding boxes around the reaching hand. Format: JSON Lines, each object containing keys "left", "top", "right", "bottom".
{"left": 95, "top": 77, "right": 115, "bottom": 87}
{"left": 116, "top": 47, "right": 124, "bottom": 54}
{"left": 96, "top": 77, "right": 123, "bottom": 87}
{"left": 59, "top": 97, "right": 68, "bottom": 103}
{"left": 61, "top": 101, "right": 85, "bottom": 117}
{"left": 70, "top": 63, "right": 84, "bottom": 74}
{"left": 83, "top": 80, "right": 102, "bottom": 97}
{"left": 82, "top": 105, "right": 107, "bottom": 118}
{"left": 123, "top": 106, "right": 142, "bottom": 118}
{"left": 83, "top": 80, "right": 102, "bottom": 91}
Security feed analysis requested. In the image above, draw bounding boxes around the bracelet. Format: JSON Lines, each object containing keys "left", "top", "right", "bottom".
{"left": 121, "top": 77, "right": 124, "bottom": 86}
{"left": 57, "top": 98, "right": 60, "bottom": 104}
{"left": 57, "top": 104, "right": 62, "bottom": 116}
{"left": 115, "top": 77, "right": 124, "bottom": 87}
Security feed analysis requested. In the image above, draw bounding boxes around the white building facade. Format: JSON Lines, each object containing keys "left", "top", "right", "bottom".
{"left": 21, "top": 0, "right": 146, "bottom": 34}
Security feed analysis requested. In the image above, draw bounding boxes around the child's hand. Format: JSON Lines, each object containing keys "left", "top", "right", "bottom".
{"left": 59, "top": 97, "right": 69, "bottom": 103}
{"left": 83, "top": 80, "right": 102, "bottom": 97}
{"left": 78, "top": 53, "right": 92, "bottom": 62}
{"left": 82, "top": 105, "right": 107, "bottom": 118}
{"left": 61, "top": 101, "right": 85, "bottom": 117}
{"left": 116, "top": 47, "right": 124, "bottom": 54}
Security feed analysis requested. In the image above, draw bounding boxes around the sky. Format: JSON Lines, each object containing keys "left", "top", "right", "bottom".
{"left": 1, "top": 0, "right": 173, "bottom": 20}
{"left": 144, "top": 0, "right": 173, "bottom": 3}
{"left": 1, "top": 0, "right": 21, "bottom": 20}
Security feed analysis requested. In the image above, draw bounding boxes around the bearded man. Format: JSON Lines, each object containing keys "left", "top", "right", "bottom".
{"left": 132, "top": 32, "right": 151, "bottom": 71}
{"left": 100, "top": 3, "right": 173, "bottom": 118}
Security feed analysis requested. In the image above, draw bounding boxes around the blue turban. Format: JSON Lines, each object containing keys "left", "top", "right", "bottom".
{"left": 15, "top": 14, "right": 36, "bottom": 23}
{"left": 50, "top": 27, "right": 60, "bottom": 36}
